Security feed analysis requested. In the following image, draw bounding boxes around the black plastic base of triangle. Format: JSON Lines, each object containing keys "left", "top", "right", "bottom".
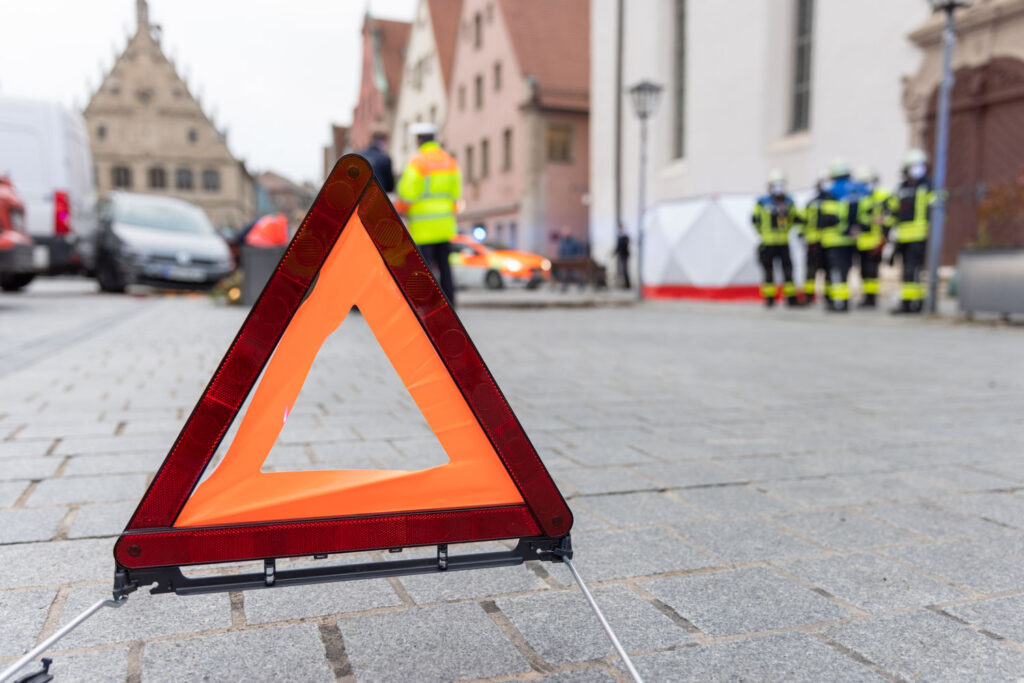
{"left": 113, "top": 535, "right": 571, "bottom": 598}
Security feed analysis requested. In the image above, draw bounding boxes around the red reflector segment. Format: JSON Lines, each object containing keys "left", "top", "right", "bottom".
{"left": 54, "top": 190, "right": 71, "bottom": 235}
{"left": 116, "top": 155, "right": 571, "bottom": 571}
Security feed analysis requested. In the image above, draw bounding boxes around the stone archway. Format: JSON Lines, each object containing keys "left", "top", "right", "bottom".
{"left": 923, "top": 57, "right": 1024, "bottom": 263}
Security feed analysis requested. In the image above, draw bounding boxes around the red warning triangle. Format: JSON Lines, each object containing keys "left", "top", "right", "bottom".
{"left": 114, "top": 156, "right": 571, "bottom": 570}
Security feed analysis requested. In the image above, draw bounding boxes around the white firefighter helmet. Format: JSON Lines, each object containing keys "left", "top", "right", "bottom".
{"left": 767, "top": 168, "right": 786, "bottom": 186}
{"left": 903, "top": 148, "right": 928, "bottom": 168}
{"left": 828, "top": 157, "right": 851, "bottom": 178}
{"left": 853, "top": 165, "right": 875, "bottom": 184}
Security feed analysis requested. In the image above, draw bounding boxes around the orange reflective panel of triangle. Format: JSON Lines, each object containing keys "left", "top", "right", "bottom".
{"left": 175, "top": 212, "right": 523, "bottom": 528}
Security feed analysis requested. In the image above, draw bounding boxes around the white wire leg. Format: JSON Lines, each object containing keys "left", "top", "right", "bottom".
{"left": 562, "top": 557, "right": 645, "bottom": 683}
{"left": 1, "top": 597, "right": 127, "bottom": 682}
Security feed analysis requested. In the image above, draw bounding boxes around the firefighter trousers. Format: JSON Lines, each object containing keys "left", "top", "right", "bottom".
{"left": 825, "top": 245, "right": 854, "bottom": 311}
{"left": 804, "top": 243, "right": 826, "bottom": 300}
{"left": 758, "top": 244, "right": 796, "bottom": 305}
{"left": 857, "top": 248, "right": 881, "bottom": 305}
{"left": 899, "top": 240, "right": 926, "bottom": 312}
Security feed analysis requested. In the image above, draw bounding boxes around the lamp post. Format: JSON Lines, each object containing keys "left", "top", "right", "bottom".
{"left": 925, "top": 0, "right": 971, "bottom": 314}
{"left": 627, "top": 80, "right": 662, "bottom": 300}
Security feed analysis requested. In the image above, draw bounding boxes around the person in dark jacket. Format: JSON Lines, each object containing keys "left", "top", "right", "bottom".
{"left": 358, "top": 131, "right": 395, "bottom": 193}
{"left": 614, "top": 223, "right": 631, "bottom": 289}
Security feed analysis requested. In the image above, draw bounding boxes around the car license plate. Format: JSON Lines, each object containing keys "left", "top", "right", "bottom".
{"left": 33, "top": 245, "right": 49, "bottom": 269}
{"left": 163, "top": 265, "right": 206, "bottom": 282}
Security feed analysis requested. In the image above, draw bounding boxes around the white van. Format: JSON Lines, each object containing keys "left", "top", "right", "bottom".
{"left": 0, "top": 97, "right": 97, "bottom": 282}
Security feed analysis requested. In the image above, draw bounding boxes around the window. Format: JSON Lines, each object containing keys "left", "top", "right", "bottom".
{"left": 458, "top": 85, "right": 466, "bottom": 111}
{"left": 188, "top": 128, "right": 198, "bottom": 143}
{"left": 481, "top": 138, "right": 490, "bottom": 178}
{"left": 112, "top": 166, "right": 132, "bottom": 189}
{"left": 474, "top": 12, "right": 482, "bottom": 48}
{"left": 546, "top": 124, "right": 572, "bottom": 163}
{"left": 509, "top": 221, "right": 517, "bottom": 248}
{"left": 429, "top": 105, "right": 437, "bottom": 123}
{"left": 474, "top": 75, "right": 483, "bottom": 109}
{"left": 147, "top": 166, "right": 166, "bottom": 189}
{"left": 176, "top": 168, "right": 194, "bottom": 190}
{"left": 465, "top": 145, "right": 475, "bottom": 182}
{"left": 136, "top": 89, "right": 152, "bottom": 105}
{"left": 494, "top": 62, "right": 502, "bottom": 91}
{"left": 97, "top": 125, "right": 107, "bottom": 140}
{"left": 502, "top": 128, "right": 513, "bottom": 171}
{"left": 790, "top": 0, "right": 814, "bottom": 132}
{"left": 202, "top": 169, "right": 221, "bottom": 192}
{"left": 672, "top": 0, "right": 687, "bottom": 158}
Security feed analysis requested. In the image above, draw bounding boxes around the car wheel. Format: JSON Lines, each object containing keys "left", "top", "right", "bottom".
{"left": 485, "top": 270, "right": 504, "bottom": 290}
{"left": 0, "top": 273, "right": 35, "bottom": 292}
{"left": 96, "top": 253, "right": 126, "bottom": 293}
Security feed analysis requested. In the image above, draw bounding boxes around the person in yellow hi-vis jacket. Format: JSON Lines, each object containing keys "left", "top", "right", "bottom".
{"left": 886, "top": 149, "right": 935, "bottom": 314}
{"left": 397, "top": 122, "right": 462, "bottom": 304}
{"left": 854, "top": 167, "right": 893, "bottom": 308}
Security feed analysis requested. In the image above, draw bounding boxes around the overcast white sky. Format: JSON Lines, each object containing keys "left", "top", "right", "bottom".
{"left": 0, "top": 0, "right": 418, "bottom": 184}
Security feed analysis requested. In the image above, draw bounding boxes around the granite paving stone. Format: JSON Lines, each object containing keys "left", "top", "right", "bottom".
{"left": 16, "top": 421, "right": 117, "bottom": 440}
{"left": 27, "top": 474, "right": 148, "bottom": 505}
{"left": 0, "top": 539, "right": 112, "bottom": 589}
{"left": 0, "top": 457, "right": 61, "bottom": 481}
{"left": 496, "top": 584, "right": 694, "bottom": 664}
{"left": 566, "top": 527, "right": 718, "bottom": 582}
{"left": 674, "top": 518, "right": 822, "bottom": 563}
{"left": 532, "top": 668, "right": 618, "bottom": 682}
{"left": 825, "top": 609, "right": 1024, "bottom": 682}
{"left": 0, "top": 588, "right": 57, "bottom": 657}
{"left": 760, "top": 477, "right": 872, "bottom": 508}
{"left": 573, "top": 491, "right": 705, "bottom": 526}
{"left": 772, "top": 509, "right": 919, "bottom": 550}
{"left": 0, "top": 441, "right": 53, "bottom": 459}
{"left": 676, "top": 484, "right": 793, "bottom": 517}
{"left": 778, "top": 552, "right": 966, "bottom": 613}
{"left": 634, "top": 461, "right": 747, "bottom": 489}
{"left": 244, "top": 576, "right": 401, "bottom": 624}
{"left": 67, "top": 501, "right": 140, "bottom": 538}
{"left": 644, "top": 567, "right": 850, "bottom": 636}
{"left": 53, "top": 435, "right": 173, "bottom": 457}
{"left": 340, "top": 602, "right": 530, "bottom": 680}
{"left": 56, "top": 585, "right": 232, "bottom": 648}
{"left": 141, "top": 623, "right": 334, "bottom": 682}
{"left": 554, "top": 467, "right": 661, "bottom": 496}
{"left": 944, "top": 593, "right": 1024, "bottom": 643}
{"left": 623, "top": 632, "right": 886, "bottom": 682}
{"left": 885, "top": 536, "right": 1024, "bottom": 594}
{"left": 398, "top": 563, "right": 547, "bottom": 604}
{"left": 44, "top": 647, "right": 131, "bottom": 682}
{"left": 0, "top": 507, "right": 67, "bottom": 543}
{"left": 864, "top": 502, "right": 1006, "bottom": 539}
{"left": 61, "top": 452, "right": 166, "bottom": 476}
{"left": 713, "top": 455, "right": 818, "bottom": 482}
{"left": 941, "top": 492, "right": 1024, "bottom": 530}
{"left": 0, "top": 480, "right": 30, "bottom": 507}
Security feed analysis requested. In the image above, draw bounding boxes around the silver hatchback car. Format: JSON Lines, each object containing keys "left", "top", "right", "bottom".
{"left": 94, "top": 192, "right": 235, "bottom": 292}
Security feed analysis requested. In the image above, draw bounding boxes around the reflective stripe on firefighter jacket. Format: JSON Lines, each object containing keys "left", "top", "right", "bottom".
{"left": 818, "top": 198, "right": 854, "bottom": 248}
{"left": 856, "top": 187, "right": 892, "bottom": 251}
{"left": 397, "top": 141, "right": 462, "bottom": 245}
{"left": 802, "top": 196, "right": 825, "bottom": 245}
{"left": 886, "top": 181, "right": 933, "bottom": 244}
{"left": 752, "top": 194, "right": 802, "bottom": 246}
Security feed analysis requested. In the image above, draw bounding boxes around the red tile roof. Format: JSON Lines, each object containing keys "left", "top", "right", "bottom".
{"left": 426, "top": 0, "right": 463, "bottom": 92}
{"left": 498, "top": 0, "right": 589, "bottom": 110}
{"left": 374, "top": 17, "right": 412, "bottom": 95}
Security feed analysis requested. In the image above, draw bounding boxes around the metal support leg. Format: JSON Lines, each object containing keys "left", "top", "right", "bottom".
{"left": 1, "top": 598, "right": 126, "bottom": 682}
{"left": 562, "top": 557, "right": 644, "bottom": 683}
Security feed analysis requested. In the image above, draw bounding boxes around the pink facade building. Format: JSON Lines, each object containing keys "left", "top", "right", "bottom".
{"left": 443, "top": 0, "right": 589, "bottom": 256}
{"left": 350, "top": 15, "right": 411, "bottom": 151}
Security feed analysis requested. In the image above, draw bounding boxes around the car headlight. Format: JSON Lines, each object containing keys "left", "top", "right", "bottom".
{"left": 505, "top": 258, "right": 522, "bottom": 272}
{"left": 541, "top": 259, "right": 551, "bottom": 271}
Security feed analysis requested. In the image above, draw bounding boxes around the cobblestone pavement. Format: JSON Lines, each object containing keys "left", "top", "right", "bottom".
{"left": 1, "top": 278, "right": 1023, "bottom": 682}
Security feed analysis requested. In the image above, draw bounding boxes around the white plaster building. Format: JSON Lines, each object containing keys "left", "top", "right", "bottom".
{"left": 590, "top": 0, "right": 930, "bottom": 292}
{"left": 390, "top": 0, "right": 462, "bottom": 172}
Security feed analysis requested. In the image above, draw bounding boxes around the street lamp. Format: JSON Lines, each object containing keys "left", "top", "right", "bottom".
{"left": 924, "top": 0, "right": 971, "bottom": 314}
{"left": 627, "top": 80, "right": 662, "bottom": 300}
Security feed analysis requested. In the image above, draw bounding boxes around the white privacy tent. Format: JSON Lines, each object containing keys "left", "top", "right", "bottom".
{"left": 641, "top": 194, "right": 809, "bottom": 299}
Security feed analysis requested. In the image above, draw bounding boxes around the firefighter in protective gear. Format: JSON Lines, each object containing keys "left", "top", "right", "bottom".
{"left": 853, "top": 167, "right": 892, "bottom": 308}
{"left": 752, "top": 169, "right": 802, "bottom": 307}
{"left": 820, "top": 157, "right": 867, "bottom": 312}
{"left": 397, "top": 122, "right": 462, "bottom": 305}
{"left": 800, "top": 170, "right": 830, "bottom": 305}
{"left": 886, "top": 149, "right": 934, "bottom": 314}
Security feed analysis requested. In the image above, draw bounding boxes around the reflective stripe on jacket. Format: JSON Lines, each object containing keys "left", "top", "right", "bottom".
{"left": 856, "top": 187, "right": 892, "bottom": 251}
{"left": 819, "top": 198, "right": 854, "bottom": 248}
{"left": 886, "top": 181, "right": 933, "bottom": 243}
{"left": 752, "top": 195, "right": 801, "bottom": 246}
{"left": 397, "top": 142, "right": 462, "bottom": 245}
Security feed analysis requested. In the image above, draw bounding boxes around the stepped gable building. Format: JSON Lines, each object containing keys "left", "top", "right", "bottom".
{"left": 84, "top": 0, "right": 254, "bottom": 229}
{"left": 443, "top": 0, "right": 590, "bottom": 255}
{"left": 390, "top": 0, "right": 463, "bottom": 171}
{"left": 350, "top": 14, "right": 412, "bottom": 152}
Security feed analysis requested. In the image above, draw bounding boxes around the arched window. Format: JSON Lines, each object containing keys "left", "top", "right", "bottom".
{"left": 148, "top": 167, "right": 166, "bottom": 189}
{"left": 97, "top": 125, "right": 107, "bottom": 140}
{"left": 188, "top": 129, "right": 198, "bottom": 143}
{"left": 202, "top": 169, "right": 221, "bottom": 192}
{"left": 112, "top": 166, "right": 132, "bottom": 189}
{"left": 176, "top": 168, "right": 194, "bottom": 190}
